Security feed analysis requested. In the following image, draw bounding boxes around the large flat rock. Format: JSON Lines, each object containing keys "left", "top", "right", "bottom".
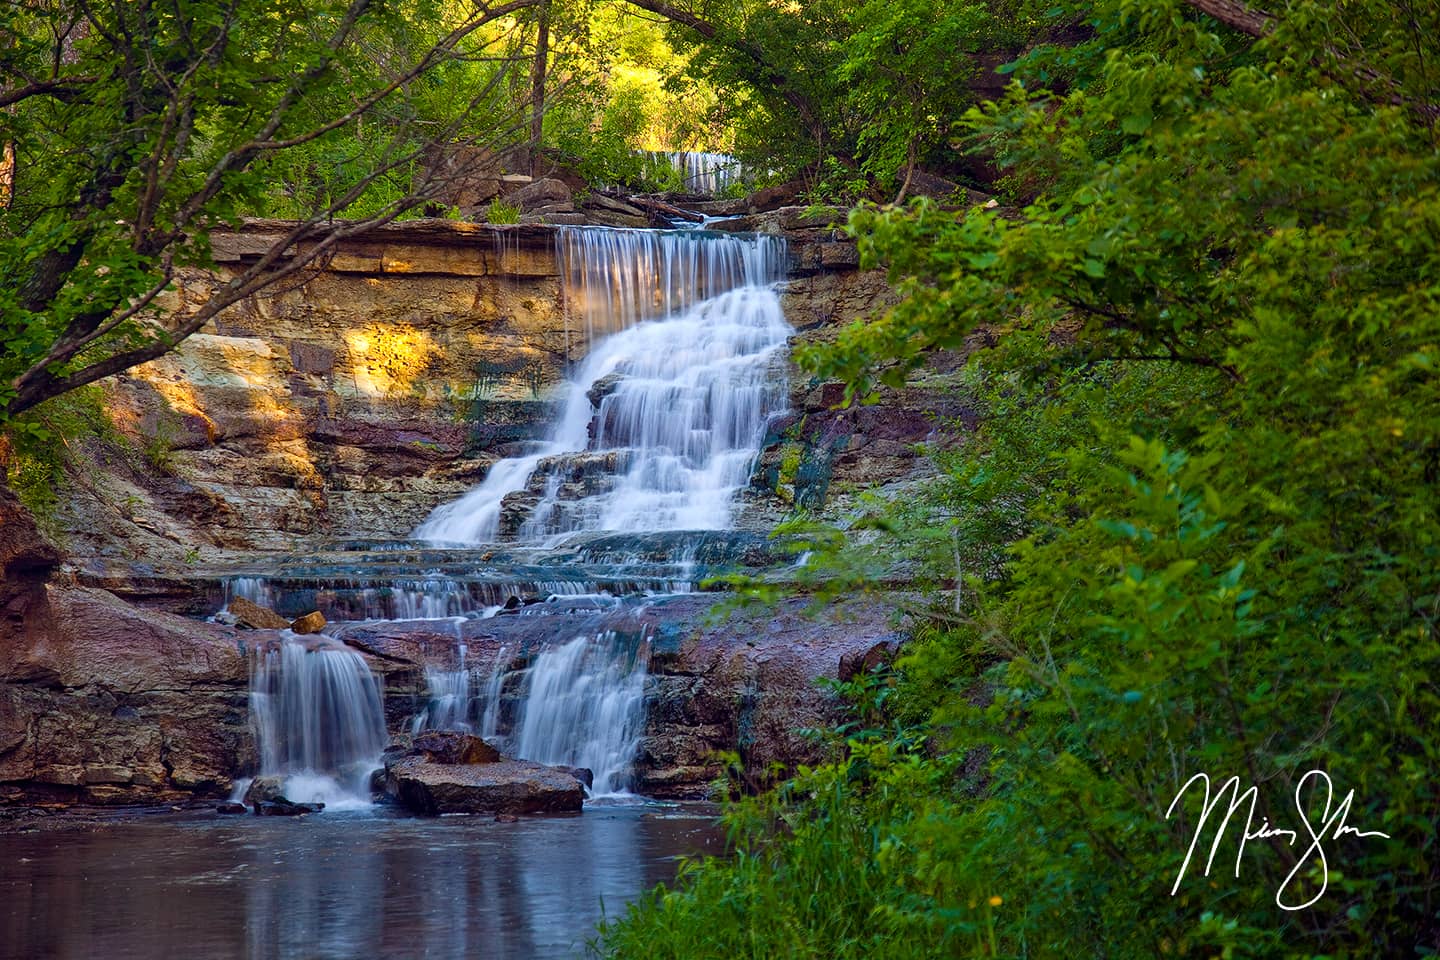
{"left": 387, "top": 756, "right": 584, "bottom": 815}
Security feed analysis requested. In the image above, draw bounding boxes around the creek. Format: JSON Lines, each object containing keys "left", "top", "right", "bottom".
{"left": 1, "top": 805, "right": 719, "bottom": 960}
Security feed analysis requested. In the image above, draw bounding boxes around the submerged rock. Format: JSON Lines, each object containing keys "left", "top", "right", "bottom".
{"left": 255, "top": 798, "right": 324, "bottom": 816}
{"left": 386, "top": 757, "right": 584, "bottom": 815}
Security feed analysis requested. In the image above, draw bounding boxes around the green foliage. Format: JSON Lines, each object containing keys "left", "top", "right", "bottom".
{"left": 659, "top": 0, "right": 1048, "bottom": 197}
{"left": 602, "top": 2, "right": 1440, "bottom": 957}
{"left": 0, "top": 387, "right": 113, "bottom": 532}
{"left": 486, "top": 200, "right": 523, "bottom": 225}
{"left": 0, "top": 0, "right": 535, "bottom": 423}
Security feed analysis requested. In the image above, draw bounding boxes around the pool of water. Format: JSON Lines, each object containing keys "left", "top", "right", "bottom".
{"left": 0, "top": 803, "right": 720, "bottom": 960}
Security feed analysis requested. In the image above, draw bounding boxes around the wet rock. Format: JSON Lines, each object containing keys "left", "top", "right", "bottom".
{"left": 229, "top": 597, "right": 291, "bottom": 630}
{"left": 290, "top": 610, "right": 327, "bottom": 634}
{"left": 243, "top": 776, "right": 287, "bottom": 805}
{"left": 585, "top": 372, "right": 625, "bottom": 408}
{"left": 493, "top": 812, "right": 519, "bottom": 823}
{"left": 411, "top": 731, "right": 501, "bottom": 765}
{"left": 215, "top": 802, "right": 247, "bottom": 814}
{"left": 256, "top": 798, "right": 324, "bottom": 816}
{"left": 555, "top": 766, "right": 594, "bottom": 790}
{"left": 387, "top": 757, "right": 585, "bottom": 815}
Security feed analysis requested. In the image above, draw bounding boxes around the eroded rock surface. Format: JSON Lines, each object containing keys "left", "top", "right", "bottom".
{"left": 0, "top": 489, "right": 255, "bottom": 804}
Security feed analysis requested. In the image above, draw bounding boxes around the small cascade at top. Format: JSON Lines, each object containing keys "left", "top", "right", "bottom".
{"left": 414, "top": 227, "right": 790, "bottom": 546}
{"left": 638, "top": 150, "right": 749, "bottom": 196}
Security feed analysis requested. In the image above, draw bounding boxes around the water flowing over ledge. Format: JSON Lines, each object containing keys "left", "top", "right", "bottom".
{"left": 414, "top": 227, "right": 791, "bottom": 546}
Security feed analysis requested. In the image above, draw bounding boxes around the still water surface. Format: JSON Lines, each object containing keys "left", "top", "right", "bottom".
{"left": 1, "top": 804, "right": 719, "bottom": 960}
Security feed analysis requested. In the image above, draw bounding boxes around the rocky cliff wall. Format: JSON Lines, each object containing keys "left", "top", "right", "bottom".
{"left": 54, "top": 216, "right": 898, "bottom": 568}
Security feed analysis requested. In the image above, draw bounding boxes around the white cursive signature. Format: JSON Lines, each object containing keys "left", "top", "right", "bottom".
{"left": 1165, "top": 769, "right": 1391, "bottom": 910}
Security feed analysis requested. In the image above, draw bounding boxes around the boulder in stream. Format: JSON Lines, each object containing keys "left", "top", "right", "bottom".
{"left": 386, "top": 756, "right": 584, "bottom": 815}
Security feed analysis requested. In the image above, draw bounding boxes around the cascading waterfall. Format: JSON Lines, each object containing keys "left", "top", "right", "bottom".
{"left": 411, "top": 632, "right": 472, "bottom": 733}
{"left": 402, "top": 227, "right": 790, "bottom": 797}
{"left": 413, "top": 228, "right": 790, "bottom": 545}
{"left": 237, "top": 226, "right": 790, "bottom": 806}
{"left": 248, "top": 634, "right": 389, "bottom": 806}
{"left": 636, "top": 150, "right": 748, "bottom": 196}
{"left": 509, "top": 632, "right": 650, "bottom": 796}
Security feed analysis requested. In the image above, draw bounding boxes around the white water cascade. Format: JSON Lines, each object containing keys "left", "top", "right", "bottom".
{"left": 414, "top": 227, "right": 790, "bottom": 545}
{"left": 248, "top": 635, "right": 389, "bottom": 807}
{"left": 509, "top": 632, "right": 650, "bottom": 796}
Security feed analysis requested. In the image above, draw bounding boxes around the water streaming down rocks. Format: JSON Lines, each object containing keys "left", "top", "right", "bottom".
{"left": 230, "top": 226, "right": 793, "bottom": 804}
{"left": 247, "top": 634, "right": 389, "bottom": 806}
{"left": 509, "top": 631, "right": 650, "bottom": 796}
{"left": 414, "top": 227, "right": 790, "bottom": 545}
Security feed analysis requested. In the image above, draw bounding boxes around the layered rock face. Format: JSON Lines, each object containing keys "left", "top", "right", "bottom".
{"left": 0, "top": 488, "right": 253, "bottom": 804}
{"left": 60, "top": 216, "right": 898, "bottom": 566}
{"left": 1, "top": 210, "right": 976, "bottom": 808}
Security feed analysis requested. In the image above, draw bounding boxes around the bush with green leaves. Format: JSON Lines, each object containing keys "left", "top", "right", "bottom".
{"left": 600, "top": 1, "right": 1440, "bottom": 957}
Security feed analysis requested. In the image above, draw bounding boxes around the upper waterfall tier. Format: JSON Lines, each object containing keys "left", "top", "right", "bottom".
{"left": 414, "top": 228, "right": 791, "bottom": 546}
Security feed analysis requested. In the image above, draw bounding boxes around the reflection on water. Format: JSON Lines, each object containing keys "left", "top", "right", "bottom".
{"left": 0, "top": 805, "right": 718, "bottom": 960}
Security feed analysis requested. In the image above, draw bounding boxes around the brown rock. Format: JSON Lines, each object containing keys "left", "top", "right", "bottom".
{"left": 745, "top": 179, "right": 805, "bottom": 212}
{"left": 0, "top": 487, "right": 61, "bottom": 617}
{"left": 228, "top": 596, "right": 291, "bottom": 630}
{"left": 411, "top": 730, "right": 501, "bottom": 765}
{"left": 290, "top": 610, "right": 327, "bottom": 635}
{"left": 387, "top": 756, "right": 584, "bottom": 815}
{"left": 0, "top": 583, "right": 252, "bottom": 805}
{"left": 505, "top": 178, "right": 573, "bottom": 212}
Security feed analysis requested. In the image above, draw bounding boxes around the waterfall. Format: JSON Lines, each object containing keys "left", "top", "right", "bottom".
{"left": 413, "top": 228, "right": 790, "bottom": 545}
{"left": 637, "top": 150, "right": 748, "bottom": 196}
{"left": 411, "top": 639, "right": 473, "bottom": 734}
{"left": 508, "top": 632, "right": 650, "bottom": 797}
{"left": 248, "top": 634, "right": 389, "bottom": 807}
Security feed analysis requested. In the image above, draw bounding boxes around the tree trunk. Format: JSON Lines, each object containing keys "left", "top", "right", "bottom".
{"left": 529, "top": 0, "right": 551, "bottom": 179}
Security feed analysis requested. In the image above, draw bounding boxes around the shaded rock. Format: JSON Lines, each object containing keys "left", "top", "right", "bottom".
{"left": 745, "top": 179, "right": 805, "bottom": 212}
{"left": 555, "top": 765, "right": 594, "bottom": 789}
{"left": 229, "top": 597, "right": 290, "bottom": 630}
{"left": 585, "top": 372, "right": 625, "bottom": 408}
{"left": 506, "top": 178, "right": 573, "bottom": 213}
{"left": 290, "top": 610, "right": 327, "bottom": 634}
{"left": 387, "top": 757, "right": 584, "bottom": 815}
{"left": 839, "top": 640, "right": 897, "bottom": 682}
{"left": 215, "top": 801, "right": 247, "bottom": 814}
{"left": 243, "top": 776, "right": 286, "bottom": 805}
{"left": 256, "top": 798, "right": 324, "bottom": 816}
{"left": 0, "top": 488, "right": 61, "bottom": 625}
{"left": 411, "top": 731, "right": 501, "bottom": 765}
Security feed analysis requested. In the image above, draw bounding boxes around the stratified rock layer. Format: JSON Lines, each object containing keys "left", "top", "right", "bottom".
{"left": 0, "top": 488, "right": 254, "bottom": 804}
